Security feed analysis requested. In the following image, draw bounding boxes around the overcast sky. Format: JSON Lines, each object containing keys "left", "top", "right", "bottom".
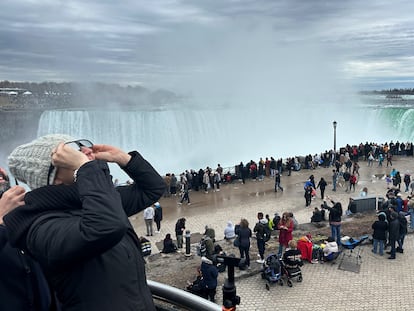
{"left": 1, "top": 0, "right": 414, "bottom": 92}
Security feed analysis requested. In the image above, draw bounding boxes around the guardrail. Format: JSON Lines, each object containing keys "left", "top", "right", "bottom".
{"left": 148, "top": 280, "right": 222, "bottom": 311}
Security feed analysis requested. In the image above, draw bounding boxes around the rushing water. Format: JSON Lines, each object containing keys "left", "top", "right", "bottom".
{"left": 33, "top": 94, "right": 414, "bottom": 180}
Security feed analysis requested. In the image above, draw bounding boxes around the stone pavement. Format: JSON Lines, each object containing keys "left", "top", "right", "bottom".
{"left": 234, "top": 234, "right": 414, "bottom": 310}
{"left": 128, "top": 156, "right": 414, "bottom": 310}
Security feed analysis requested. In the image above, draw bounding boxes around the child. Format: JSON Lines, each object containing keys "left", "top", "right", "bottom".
{"left": 385, "top": 174, "right": 392, "bottom": 188}
{"left": 282, "top": 240, "right": 303, "bottom": 269}
{"left": 371, "top": 214, "right": 388, "bottom": 256}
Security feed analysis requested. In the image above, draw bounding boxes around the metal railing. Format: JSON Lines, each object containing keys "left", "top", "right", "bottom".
{"left": 148, "top": 280, "right": 222, "bottom": 311}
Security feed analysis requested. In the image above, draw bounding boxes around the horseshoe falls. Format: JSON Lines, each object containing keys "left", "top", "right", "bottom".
{"left": 37, "top": 95, "right": 414, "bottom": 180}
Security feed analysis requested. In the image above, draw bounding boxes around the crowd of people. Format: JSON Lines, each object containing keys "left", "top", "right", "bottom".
{"left": 1, "top": 135, "right": 414, "bottom": 310}
{"left": 157, "top": 139, "right": 414, "bottom": 303}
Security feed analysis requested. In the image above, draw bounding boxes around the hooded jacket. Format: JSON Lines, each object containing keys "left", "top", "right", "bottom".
{"left": 200, "top": 257, "right": 218, "bottom": 289}
{"left": 224, "top": 221, "right": 235, "bottom": 239}
{"left": 4, "top": 151, "right": 165, "bottom": 311}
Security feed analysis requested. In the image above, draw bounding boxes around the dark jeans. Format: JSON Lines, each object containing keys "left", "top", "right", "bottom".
{"left": 203, "top": 288, "right": 216, "bottom": 302}
{"left": 398, "top": 233, "right": 406, "bottom": 250}
{"left": 389, "top": 239, "right": 396, "bottom": 258}
{"left": 257, "top": 239, "right": 265, "bottom": 260}
{"left": 180, "top": 191, "right": 190, "bottom": 203}
{"left": 239, "top": 246, "right": 250, "bottom": 266}
{"left": 330, "top": 224, "right": 341, "bottom": 246}
{"left": 155, "top": 220, "right": 161, "bottom": 231}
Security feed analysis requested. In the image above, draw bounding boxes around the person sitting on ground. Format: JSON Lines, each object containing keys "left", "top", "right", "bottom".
{"left": 321, "top": 236, "right": 339, "bottom": 262}
{"left": 186, "top": 267, "right": 204, "bottom": 297}
{"left": 202, "top": 227, "right": 215, "bottom": 260}
{"left": 296, "top": 234, "right": 313, "bottom": 263}
{"left": 162, "top": 233, "right": 177, "bottom": 254}
{"left": 282, "top": 240, "right": 303, "bottom": 269}
{"left": 200, "top": 256, "right": 218, "bottom": 302}
{"left": 224, "top": 221, "right": 236, "bottom": 240}
{"left": 311, "top": 207, "right": 323, "bottom": 223}
{"left": 360, "top": 187, "right": 368, "bottom": 197}
{"left": 204, "top": 225, "right": 216, "bottom": 242}
{"left": 346, "top": 197, "right": 357, "bottom": 215}
{"left": 212, "top": 244, "right": 227, "bottom": 273}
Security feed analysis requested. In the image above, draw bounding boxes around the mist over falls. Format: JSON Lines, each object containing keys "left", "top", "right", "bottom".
{"left": 35, "top": 98, "right": 400, "bottom": 180}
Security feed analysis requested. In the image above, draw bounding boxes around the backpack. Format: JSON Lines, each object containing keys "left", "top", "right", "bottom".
{"left": 260, "top": 223, "right": 272, "bottom": 242}
{"left": 273, "top": 214, "right": 281, "bottom": 230}
{"left": 263, "top": 225, "right": 271, "bottom": 242}
{"left": 196, "top": 237, "right": 208, "bottom": 257}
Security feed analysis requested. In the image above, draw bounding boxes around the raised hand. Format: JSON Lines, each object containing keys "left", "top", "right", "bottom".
{"left": 0, "top": 186, "right": 26, "bottom": 224}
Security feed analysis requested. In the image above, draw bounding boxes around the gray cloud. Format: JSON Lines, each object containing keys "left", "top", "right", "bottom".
{"left": 0, "top": 0, "right": 413, "bottom": 90}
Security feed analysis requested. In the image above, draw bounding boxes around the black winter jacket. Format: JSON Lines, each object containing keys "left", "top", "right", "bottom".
{"left": 323, "top": 201, "right": 343, "bottom": 223}
{"left": 0, "top": 225, "right": 51, "bottom": 311}
{"left": 4, "top": 151, "right": 165, "bottom": 311}
{"left": 371, "top": 220, "right": 388, "bottom": 241}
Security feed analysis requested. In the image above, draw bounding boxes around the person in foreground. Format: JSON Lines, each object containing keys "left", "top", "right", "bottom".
{"left": 3, "top": 134, "right": 166, "bottom": 311}
{"left": 0, "top": 183, "right": 53, "bottom": 311}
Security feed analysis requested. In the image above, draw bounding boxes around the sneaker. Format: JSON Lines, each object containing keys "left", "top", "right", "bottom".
{"left": 178, "top": 202, "right": 182, "bottom": 205}
{"left": 311, "top": 259, "right": 318, "bottom": 264}
{"left": 256, "top": 259, "right": 265, "bottom": 264}
{"left": 187, "top": 203, "right": 191, "bottom": 205}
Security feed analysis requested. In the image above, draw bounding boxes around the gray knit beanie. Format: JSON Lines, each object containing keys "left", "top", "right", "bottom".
{"left": 7, "top": 134, "right": 75, "bottom": 190}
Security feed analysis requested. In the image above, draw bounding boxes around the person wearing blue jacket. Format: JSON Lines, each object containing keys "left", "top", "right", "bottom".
{"left": 200, "top": 256, "right": 218, "bottom": 302}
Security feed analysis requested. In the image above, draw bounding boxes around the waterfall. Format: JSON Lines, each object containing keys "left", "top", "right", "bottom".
{"left": 38, "top": 109, "right": 239, "bottom": 179}
{"left": 37, "top": 101, "right": 411, "bottom": 179}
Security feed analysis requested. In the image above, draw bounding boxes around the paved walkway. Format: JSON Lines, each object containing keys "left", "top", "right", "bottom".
{"left": 235, "top": 234, "right": 414, "bottom": 310}
{"left": 129, "top": 156, "right": 414, "bottom": 310}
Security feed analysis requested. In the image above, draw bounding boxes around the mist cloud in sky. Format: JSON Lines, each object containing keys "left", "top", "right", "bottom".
{"left": 1, "top": 0, "right": 414, "bottom": 91}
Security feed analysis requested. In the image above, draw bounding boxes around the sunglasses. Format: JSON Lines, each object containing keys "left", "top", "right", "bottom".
{"left": 64, "top": 139, "right": 93, "bottom": 151}
{"left": 46, "top": 139, "right": 94, "bottom": 186}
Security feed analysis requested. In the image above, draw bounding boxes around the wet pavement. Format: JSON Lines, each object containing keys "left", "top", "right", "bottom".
{"left": 130, "top": 156, "right": 414, "bottom": 310}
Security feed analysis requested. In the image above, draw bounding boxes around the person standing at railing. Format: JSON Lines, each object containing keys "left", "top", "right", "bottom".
{"left": 3, "top": 134, "right": 165, "bottom": 311}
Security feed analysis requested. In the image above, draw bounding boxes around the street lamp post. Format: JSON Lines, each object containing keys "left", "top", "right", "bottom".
{"left": 333, "top": 121, "right": 337, "bottom": 152}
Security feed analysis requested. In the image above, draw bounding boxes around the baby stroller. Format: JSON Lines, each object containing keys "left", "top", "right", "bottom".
{"left": 280, "top": 258, "right": 303, "bottom": 287}
{"left": 261, "top": 254, "right": 283, "bottom": 290}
